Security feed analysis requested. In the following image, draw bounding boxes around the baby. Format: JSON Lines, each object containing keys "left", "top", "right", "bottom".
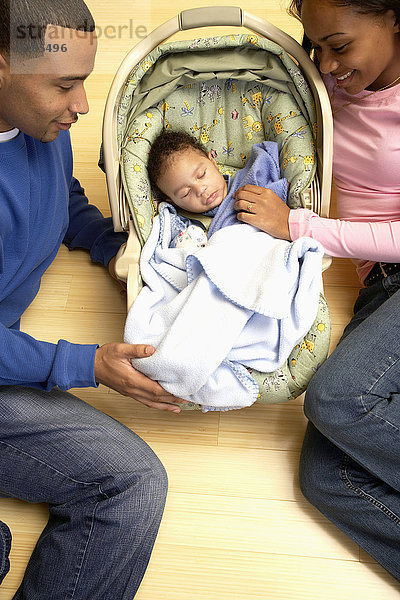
{"left": 148, "top": 129, "right": 227, "bottom": 214}
{"left": 147, "top": 129, "right": 290, "bottom": 249}
{"left": 124, "top": 129, "right": 323, "bottom": 411}
{"left": 147, "top": 129, "right": 227, "bottom": 249}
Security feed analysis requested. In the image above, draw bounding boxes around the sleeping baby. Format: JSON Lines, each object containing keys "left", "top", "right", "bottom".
{"left": 124, "top": 129, "right": 324, "bottom": 412}
{"left": 146, "top": 129, "right": 287, "bottom": 248}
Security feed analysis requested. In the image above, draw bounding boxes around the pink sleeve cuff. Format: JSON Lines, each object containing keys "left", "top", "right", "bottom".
{"left": 289, "top": 208, "right": 314, "bottom": 241}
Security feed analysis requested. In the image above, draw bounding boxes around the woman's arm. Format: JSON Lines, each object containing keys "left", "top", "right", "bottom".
{"left": 289, "top": 208, "right": 400, "bottom": 262}
{"left": 234, "top": 185, "right": 400, "bottom": 262}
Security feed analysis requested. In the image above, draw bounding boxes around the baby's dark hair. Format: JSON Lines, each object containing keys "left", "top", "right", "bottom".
{"left": 147, "top": 129, "right": 208, "bottom": 196}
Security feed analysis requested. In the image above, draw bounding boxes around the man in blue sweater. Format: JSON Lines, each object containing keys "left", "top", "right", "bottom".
{"left": 0, "top": 1, "right": 181, "bottom": 597}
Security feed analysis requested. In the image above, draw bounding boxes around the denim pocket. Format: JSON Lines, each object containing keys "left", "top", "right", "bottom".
{"left": 340, "top": 454, "right": 400, "bottom": 526}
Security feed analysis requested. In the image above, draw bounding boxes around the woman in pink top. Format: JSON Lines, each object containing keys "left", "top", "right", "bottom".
{"left": 234, "top": 0, "right": 400, "bottom": 583}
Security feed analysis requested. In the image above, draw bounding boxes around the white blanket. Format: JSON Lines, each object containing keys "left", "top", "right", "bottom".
{"left": 124, "top": 203, "right": 324, "bottom": 411}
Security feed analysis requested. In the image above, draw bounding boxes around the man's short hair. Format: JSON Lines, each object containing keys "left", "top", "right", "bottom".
{"left": 1, "top": 0, "right": 95, "bottom": 57}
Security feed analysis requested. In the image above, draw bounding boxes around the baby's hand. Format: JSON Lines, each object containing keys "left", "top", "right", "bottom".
{"left": 174, "top": 225, "right": 207, "bottom": 249}
{"left": 234, "top": 185, "right": 291, "bottom": 240}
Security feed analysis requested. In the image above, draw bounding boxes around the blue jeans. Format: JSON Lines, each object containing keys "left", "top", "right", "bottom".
{"left": 300, "top": 272, "right": 400, "bottom": 580}
{"left": 0, "top": 386, "right": 168, "bottom": 599}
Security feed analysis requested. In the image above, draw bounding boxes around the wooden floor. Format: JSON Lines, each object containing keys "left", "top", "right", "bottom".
{"left": 2, "top": 1, "right": 400, "bottom": 598}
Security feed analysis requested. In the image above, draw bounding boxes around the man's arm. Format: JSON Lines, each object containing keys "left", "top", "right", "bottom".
{"left": 62, "top": 175, "right": 185, "bottom": 411}
{"left": 0, "top": 324, "right": 98, "bottom": 390}
{"left": 63, "top": 176, "right": 127, "bottom": 267}
{"left": 0, "top": 324, "right": 184, "bottom": 411}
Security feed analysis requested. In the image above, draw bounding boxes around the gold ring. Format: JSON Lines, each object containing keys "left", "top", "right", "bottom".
{"left": 247, "top": 202, "right": 253, "bottom": 212}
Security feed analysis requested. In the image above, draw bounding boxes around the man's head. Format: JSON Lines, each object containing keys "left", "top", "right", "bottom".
{"left": 147, "top": 130, "right": 228, "bottom": 213}
{"left": 0, "top": 0, "right": 97, "bottom": 142}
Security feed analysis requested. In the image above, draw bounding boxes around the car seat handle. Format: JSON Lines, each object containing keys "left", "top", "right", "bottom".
{"left": 179, "top": 6, "right": 243, "bottom": 29}
{"left": 103, "top": 6, "right": 333, "bottom": 234}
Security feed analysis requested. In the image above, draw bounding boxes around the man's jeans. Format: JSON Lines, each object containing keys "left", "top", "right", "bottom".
{"left": 300, "top": 272, "right": 400, "bottom": 580}
{"left": 0, "top": 387, "right": 168, "bottom": 599}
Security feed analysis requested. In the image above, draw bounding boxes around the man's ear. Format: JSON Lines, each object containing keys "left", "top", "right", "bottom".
{"left": 0, "top": 53, "right": 10, "bottom": 89}
{"left": 387, "top": 9, "right": 400, "bottom": 34}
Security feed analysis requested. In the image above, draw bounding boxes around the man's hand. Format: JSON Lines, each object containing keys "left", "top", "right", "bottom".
{"left": 95, "top": 343, "right": 186, "bottom": 412}
{"left": 234, "top": 185, "right": 291, "bottom": 241}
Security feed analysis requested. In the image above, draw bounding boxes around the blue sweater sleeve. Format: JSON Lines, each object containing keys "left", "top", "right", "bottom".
{"left": 58, "top": 130, "right": 127, "bottom": 266}
{"left": 64, "top": 176, "right": 128, "bottom": 267}
{"left": 0, "top": 324, "right": 99, "bottom": 391}
{"left": 0, "top": 131, "right": 118, "bottom": 391}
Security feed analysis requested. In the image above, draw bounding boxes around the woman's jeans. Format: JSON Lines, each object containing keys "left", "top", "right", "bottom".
{"left": 300, "top": 272, "right": 400, "bottom": 580}
{"left": 0, "top": 387, "right": 168, "bottom": 599}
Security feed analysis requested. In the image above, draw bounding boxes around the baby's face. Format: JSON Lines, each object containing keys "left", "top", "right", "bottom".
{"left": 157, "top": 148, "right": 228, "bottom": 213}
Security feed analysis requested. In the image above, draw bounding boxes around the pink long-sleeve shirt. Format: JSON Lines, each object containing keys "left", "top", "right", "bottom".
{"left": 289, "top": 74, "right": 400, "bottom": 284}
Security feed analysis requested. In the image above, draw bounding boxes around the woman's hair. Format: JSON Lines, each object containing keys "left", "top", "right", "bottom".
{"left": 289, "top": 0, "right": 400, "bottom": 20}
{"left": 0, "top": 0, "right": 95, "bottom": 57}
{"left": 147, "top": 129, "right": 208, "bottom": 196}
{"left": 288, "top": 0, "right": 400, "bottom": 53}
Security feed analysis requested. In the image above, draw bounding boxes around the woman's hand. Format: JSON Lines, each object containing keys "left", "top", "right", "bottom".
{"left": 95, "top": 343, "right": 187, "bottom": 412}
{"left": 234, "top": 185, "right": 291, "bottom": 241}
